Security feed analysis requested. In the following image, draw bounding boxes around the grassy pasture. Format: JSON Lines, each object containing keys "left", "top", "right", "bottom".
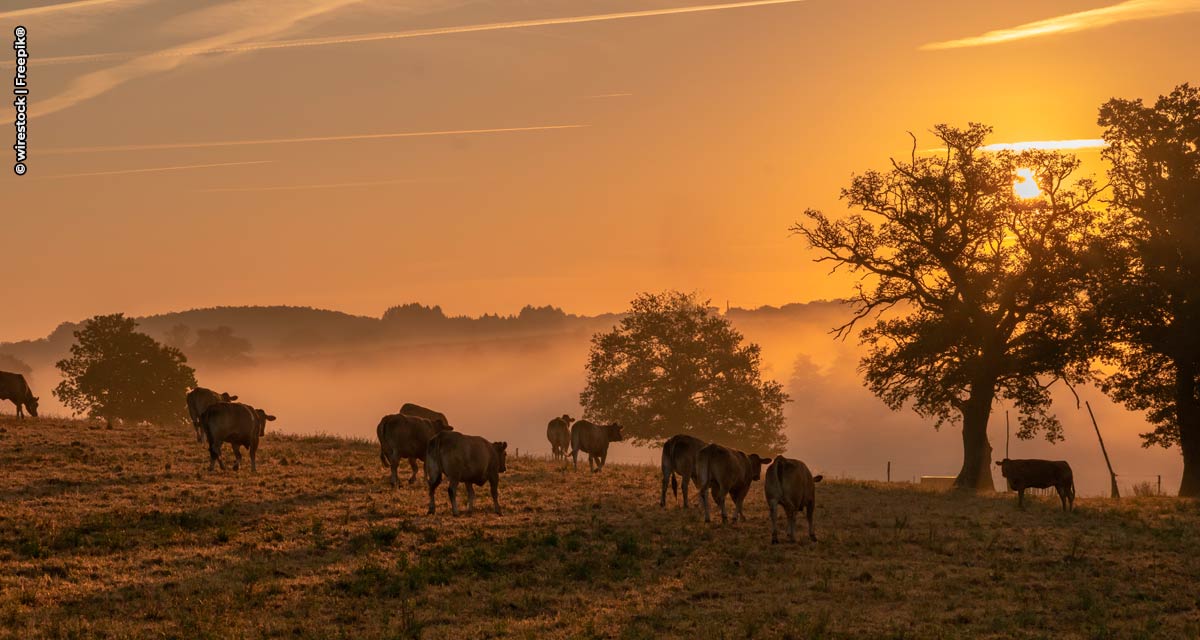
{"left": 1, "top": 416, "right": 1199, "bottom": 639}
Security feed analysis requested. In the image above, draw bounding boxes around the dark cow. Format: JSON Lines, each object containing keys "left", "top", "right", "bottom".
{"left": 568, "top": 420, "right": 624, "bottom": 472}
{"left": 378, "top": 413, "right": 453, "bottom": 487}
{"left": 425, "top": 431, "right": 508, "bottom": 515}
{"left": 546, "top": 414, "right": 574, "bottom": 461}
{"left": 187, "top": 387, "right": 238, "bottom": 443}
{"left": 764, "top": 456, "right": 823, "bottom": 543}
{"left": 695, "top": 443, "right": 769, "bottom": 524}
{"left": 660, "top": 434, "right": 708, "bottom": 508}
{"left": 400, "top": 403, "right": 449, "bottom": 424}
{"left": 996, "top": 458, "right": 1075, "bottom": 511}
{"left": 0, "top": 371, "right": 38, "bottom": 418}
{"left": 200, "top": 402, "right": 276, "bottom": 472}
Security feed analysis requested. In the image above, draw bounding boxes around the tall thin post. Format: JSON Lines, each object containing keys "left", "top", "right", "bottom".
{"left": 887, "top": 461, "right": 891, "bottom": 483}
{"left": 1086, "top": 401, "right": 1120, "bottom": 499}
{"left": 1158, "top": 475, "right": 1163, "bottom": 496}
{"left": 1005, "top": 410, "right": 1010, "bottom": 459}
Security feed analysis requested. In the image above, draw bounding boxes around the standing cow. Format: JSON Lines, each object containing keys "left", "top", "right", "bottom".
{"left": 200, "top": 402, "right": 276, "bottom": 472}
{"left": 568, "top": 420, "right": 623, "bottom": 472}
{"left": 764, "top": 455, "right": 823, "bottom": 543}
{"left": 187, "top": 387, "right": 238, "bottom": 443}
{"left": 425, "top": 431, "right": 508, "bottom": 515}
{"left": 378, "top": 413, "right": 453, "bottom": 487}
{"left": 695, "top": 443, "right": 769, "bottom": 524}
{"left": 546, "top": 414, "right": 574, "bottom": 461}
{"left": 660, "top": 434, "right": 707, "bottom": 508}
{"left": 0, "top": 371, "right": 38, "bottom": 418}
{"left": 996, "top": 458, "right": 1076, "bottom": 511}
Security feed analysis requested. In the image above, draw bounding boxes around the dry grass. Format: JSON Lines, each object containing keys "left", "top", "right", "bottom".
{"left": 2, "top": 416, "right": 1199, "bottom": 639}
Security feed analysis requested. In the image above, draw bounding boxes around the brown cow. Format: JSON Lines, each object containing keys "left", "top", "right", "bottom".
{"left": 400, "top": 403, "right": 449, "bottom": 424}
{"left": 996, "top": 458, "right": 1075, "bottom": 511}
{"left": 546, "top": 414, "right": 574, "bottom": 461}
{"left": 660, "top": 434, "right": 707, "bottom": 508}
{"left": 377, "top": 413, "right": 453, "bottom": 487}
{"left": 0, "top": 371, "right": 38, "bottom": 418}
{"left": 425, "top": 431, "right": 508, "bottom": 515}
{"left": 695, "top": 443, "right": 769, "bottom": 524}
{"left": 569, "top": 420, "right": 623, "bottom": 472}
{"left": 187, "top": 387, "right": 238, "bottom": 443}
{"left": 764, "top": 455, "right": 823, "bottom": 543}
{"left": 200, "top": 402, "right": 275, "bottom": 472}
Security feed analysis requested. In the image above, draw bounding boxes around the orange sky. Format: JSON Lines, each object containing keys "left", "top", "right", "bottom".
{"left": 3, "top": 0, "right": 1198, "bottom": 341}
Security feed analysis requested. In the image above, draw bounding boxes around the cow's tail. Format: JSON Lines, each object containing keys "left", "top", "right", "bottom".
{"left": 662, "top": 439, "right": 679, "bottom": 497}
{"left": 424, "top": 434, "right": 443, "bottom": 484}
{"left": 770, "top": 455, "right": 788, "bottom": 486}
{"left": 377, "top": 417, "right": 390, "bottom": 468}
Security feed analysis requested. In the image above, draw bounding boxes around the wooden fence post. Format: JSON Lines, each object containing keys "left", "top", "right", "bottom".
{"left": 1086, "top": 401, "right": 1120, "bottom": 499}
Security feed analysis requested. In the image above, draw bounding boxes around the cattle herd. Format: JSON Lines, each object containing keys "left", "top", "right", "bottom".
{"left": 0, "top": 371, "right": 1082, "bottom": 544}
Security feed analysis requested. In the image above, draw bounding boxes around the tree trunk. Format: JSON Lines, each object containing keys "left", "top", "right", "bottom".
{"left": 954, "top": 378, "right": 996, "bottom": 492}
{"left": 1174, "top": 358, "right": 1200, "bottom": 497}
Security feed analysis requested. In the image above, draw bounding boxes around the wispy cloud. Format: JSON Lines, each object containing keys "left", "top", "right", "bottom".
{"left": 586, "top": 92, "right": 634, "bottom": 99}
{"left": 40, "top": 125, "right": 588, "bottom": 155}
{"left": 40, "top": 0, "right": 808, "bottom": 66}
{"left": 921, "top": 0, "right": 1200, "bottom": 50}
{"left": 29, "top": 160, "right": 271, "bottom": 179}
{"left": 199, "top": 178, "right": 432, "bottom": 193}
{"left": 980, "top": 139, "right": 1107, "bottom": 152}
{"left": 0, "top": 0, "right": 138, "bottom": 20}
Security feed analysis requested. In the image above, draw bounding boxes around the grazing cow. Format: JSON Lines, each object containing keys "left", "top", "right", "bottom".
{"left": 996, "top": 458, "right": 1076, "bottom": 511}
{"left": 660, "top": 434, "right": 708, "bottom": 508}
{"left": 546, "top": 414, "right": 574, "bottom": 461}
{"left": 377, "top": 413, "right": 453, "bottom": 487}
{"left": 568, "top": 420, "right": 624, "bottom": 472}
{"left": 200, "top": 402, "right": 276, "bottom": 472}
{"left": 425, "top": 431, "right": 508, "bottom": 515}
{"left": 400, "top": 403, "right": 449, "bottom": 424}
{"left": 0, "top": 371, "right": 38, "bottom": 418}
{"left": 186, "top": 387, "right": 238, "bottom": 443}
{"left": 764, "top": 456, "right": 823, "bottom": 543}
{"left": 695, "top": 443, "right": 769, "bottom": 524}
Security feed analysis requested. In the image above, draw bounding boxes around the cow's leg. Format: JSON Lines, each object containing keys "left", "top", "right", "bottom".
{"left": 465, "top": 483, "right": 477, "bottom": 514}
{"left": 209, "top": 441, "right": 225, "bottom": 471}
{"left": 700, "top": 482, "right": 712, "bottom": 523}
{"left": 717, "top": 487, "right": 729, "bottom": 524}
{"left": 426, "top": 470, "right": 442, "bottom": 515}
{"left": 660, "top": 469, "right": 671, "bottom": 508}
{"left": 407, "top": 457, "right": 419, "bottom": 485}
{"left": 389, "top": 457, "right": 400, "bottom": 489}
{"left": 682, "top": 474, "right": 691, "bottom": 508}
{"left": 15, "top": 401, "right": 22, "bottom": 419}
{"left": 769, "top": 500, "right": 780, "bottom": 544}
{"left": 805, "top": 501, "right": 816, "bottom": 542}
{"left": 1017, "top": 488, "right": 1025, "bottom": 509}
{"left": 249, "top": 440, "right": 258, "bottom": 473}
{"left": 489, "top": 477, "right": 501, "bottom": 515}
{"left": 599, "top": 450, "right": 608, "bottom": 471}
{"left": 570, "top": 447, "right": 579, "bottom": 471}
{"left": 448, "top": 479, "right": 461, "bottom": 516}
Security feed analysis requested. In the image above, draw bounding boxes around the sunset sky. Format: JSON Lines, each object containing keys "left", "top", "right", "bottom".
{"left": 4, "top": 0, "right": 1198, "bottom": 341}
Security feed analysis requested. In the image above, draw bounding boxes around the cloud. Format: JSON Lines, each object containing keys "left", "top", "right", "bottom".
{"left": 921, "top": 0, "right": 1200, "bottom": 50}
{"left": 980, "top": 139, "right": 1107, "bottom": 152}
{"left": 29, "top": 160, "right": 271, "bottom": 179}
{"left": 40, "top": 125, "right": 588, "bottom": 155}
{"left": 0, "top": 0, "right": 137, "bottom": 19}
{"left": 40, "top": 0, "right": 807, "bottom": 66}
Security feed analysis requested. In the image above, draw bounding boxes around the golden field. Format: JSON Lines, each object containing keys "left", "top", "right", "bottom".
{"left": 1, "top": 416, "right": 1198, "bottom": 639}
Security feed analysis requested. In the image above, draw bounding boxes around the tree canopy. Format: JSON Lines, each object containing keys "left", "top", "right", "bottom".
{"left": 579, "top": 291, "right": 788, "bottom": 453}
{"left": 795, "top": 124, "right": 1102, "bottom": 490}
{"left": 54, "top": 314, "right": 197, "bottom": 425}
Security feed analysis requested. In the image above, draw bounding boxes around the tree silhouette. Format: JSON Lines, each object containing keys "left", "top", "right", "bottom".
{"left": 579, "top": 291, "right": 788, "bottom": 453}
{"left": 190, "top": 325, "right": 254, "bottom": 366}
{"left": 54, "top": 314, "right": 197, "bottom": 425}
{"left": 1090, "top": 84, "right": 1200, "bottom": 496}
{"left": 795, "top": 124, "right": 1102, "bottom": 491}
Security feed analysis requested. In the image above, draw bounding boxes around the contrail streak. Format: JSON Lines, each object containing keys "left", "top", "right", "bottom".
{"left": 200, "top": 178, "right": 432, "bottom": 193}
{"left": 28, "top": 160, "right": 272, "bottom": 179}
{"left": 39, "top": 0, "right": 808, "bottom": 66}
{"left": 981, "top": 139, "right": 1107, "bottom": 152}
{"left": 40, "top": 125, "right": 588, "bottom": 155}
{"left": 922, "top": 0, "right": 1200, "bottom": 50}
{"left": 0, "top": 0, "right": 136, "bottom": 19}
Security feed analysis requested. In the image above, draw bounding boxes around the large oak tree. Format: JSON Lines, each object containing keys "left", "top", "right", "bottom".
{"left": 795, "top": 124, "right": 1102, "bottom": 490}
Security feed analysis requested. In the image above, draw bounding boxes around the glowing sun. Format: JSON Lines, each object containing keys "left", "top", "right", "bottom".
{"left": 1013, "top": 167, "right": 1042, "bottom": 199}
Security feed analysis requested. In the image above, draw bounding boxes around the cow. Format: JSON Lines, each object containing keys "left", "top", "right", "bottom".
{"left": 377, "top": 413, "right": 454, "bottom": 487}
{"left": 0, "top": 371, "right": 38, "bottom": 419}
{"left": 996, "top": 458, "right": 1076, "bottom": 512}
{"left": 546, "top": 414, "right": 574, "bottom": 461}
{"left": 764, "top": 455, "right": 823, "bottom": 543}
{"left": 568, "top": 420, "right": 624, "bottom": 472}
{"left": 425, "top": 431, "right": 508, "bottom": 515}
{"left": 186, "top": 387, "right": 238, "bottom": 443}
{"left": 200, "top": 401, "right": 276, "bottom": 472}
{"left": 400, "top": 403, "right": 449, "bottom": 424}
{"left": 660, "top": 434, "right": 708, "bottom": 508}
{"left": 695, "top": 443, "right": 769, "bottom": 524}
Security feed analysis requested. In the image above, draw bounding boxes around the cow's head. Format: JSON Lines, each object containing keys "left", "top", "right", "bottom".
{"left": 995, "top": 458, "right": 1014, "bottom": 478}
{"left": 562, "top": 414, "right": 575, "bottom": 424}
{"left": 25, "top": 396, "right": 38, "bottom": 418}
{"left": 493, "top": 441, "right": 508, "bottom": 473}
{"left": 253, "top": 408, "right": 277, "bottom": 436}
{"left": 605, "top": 423, "right": 624, "bottom": 442}
{"left": 220, "top": 392, "right": 239, "bottom": 402}
{"left": 435, "top": 417, "right": 454, "bottom": 433}
{"left": 749, "top": 453, "right": 770, "bottom": 481}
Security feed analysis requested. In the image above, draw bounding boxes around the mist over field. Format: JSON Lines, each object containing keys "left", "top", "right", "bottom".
{"left": 0, "top": 302, "right": 1180, "bottom": 497}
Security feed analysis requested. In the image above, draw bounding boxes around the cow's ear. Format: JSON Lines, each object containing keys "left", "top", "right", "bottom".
{"left": 994, "top": 461, "right": 1003, "bottom": 466}
{"left": 813, "top": 475, "right": 824, "bottom": 483}
{"left": 265, "top": 414, "right": 277, "bottom": 421}
{"left": 495, "top": 441, "right": 508, "bottom": 451}
{"left": 230, "top": 395, "right": 239, "bottom": 401}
